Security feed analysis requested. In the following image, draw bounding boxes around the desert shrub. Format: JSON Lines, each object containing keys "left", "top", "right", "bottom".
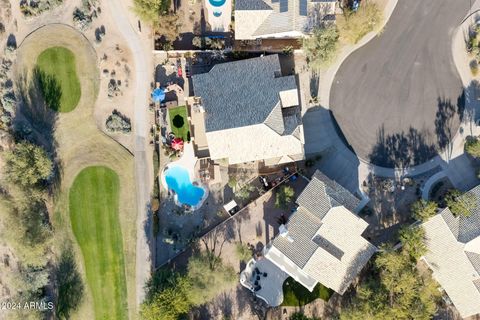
{"left": 105, "top": 109, "right": 131, "bottom": 133}
{"left": 20, "top": 0, "right": 64, "bottom": 16}
{"left": 302, "top": 25, "right": 339, "bottom": 70}
{"left": 133, "top": 0, "right": 171, "bottom": 24}
{"left": 465, "top": 136, "right": 480, "bottom": 157}
{"left": 337, "top": 2, "right": 382, "bottom": 44}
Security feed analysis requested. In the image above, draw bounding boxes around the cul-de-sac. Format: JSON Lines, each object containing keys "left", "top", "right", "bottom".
{"left": 1, "top": 0, "right": 480, "bottom": 319}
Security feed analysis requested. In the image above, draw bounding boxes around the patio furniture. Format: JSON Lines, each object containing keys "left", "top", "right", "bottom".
{"left": 254, "top": 285, "right": 261, "bottom": 291}
{"left": 254, "top": 280, "right": 258, "bottom": 286}
{"left": 256, "top": 275, "right": 260, "bottom": 281}
{"left": 263, "top": 272, "right": 267, "bottom": 277}
{"left": 254, "top": 267, "right": 260, "bottom": 274}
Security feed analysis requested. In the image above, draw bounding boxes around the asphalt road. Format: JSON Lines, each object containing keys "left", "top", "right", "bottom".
{"left": 330, "top": 0, "right": 471, "bottom": 167}
{"left": 106, "top": 0, "right": 152, "bottom": 307}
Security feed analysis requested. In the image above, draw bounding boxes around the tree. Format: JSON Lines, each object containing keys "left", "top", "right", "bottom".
{"left": 445, "top": 189, "right": 477, "bottom": 217}
{"left": 398, "top": 226, "right": 427, "bottom": 260}
{"left": 340, "top": 232, "right": 441, "bottom": 320}
{"left": 465, "top": 136, "right": 480, "bottom": 158}
{"left": 411, "top": 199, "right": 438, "bottom": 222}
{"left": 236, "top": 184, "right": 256, "bottom": 201}
{"left": 186, "top": 253, "right": 236, "bottom": 306}
{"left": 133, "top": 0, "right": 171, "bottom": 24}
{"left": 275, "top": 185, "right": 295, "bottom": 209}
{"left": 55, "top": 249, "right": 84, "bottom": 319}
{"left": 4, "top": 142, "right": 53, "bottom": 188}
{"left": 235, "top": 242, "right": 252, "bottom": 262}
{"left": 302, "top": 25, "right": 339, "bottom": 70}
{"left": 141, "top": 275, "right": 192, "bottom": 320}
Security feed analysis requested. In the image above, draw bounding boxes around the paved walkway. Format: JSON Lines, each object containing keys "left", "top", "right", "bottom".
{"left": 106, "top": 0, "right": 152, "bottom": 306}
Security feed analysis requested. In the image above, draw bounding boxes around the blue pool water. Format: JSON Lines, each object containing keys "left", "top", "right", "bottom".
{"left": 209, "top": 0, "right": 226, "bottom": 7}
{"left": 164, "top": 166, "right": 205, "bottom": 207}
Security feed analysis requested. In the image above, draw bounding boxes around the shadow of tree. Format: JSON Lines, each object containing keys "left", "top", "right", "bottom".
{"left": 368, "top": 126, "right": 437, "bottom": 168}
{"left": 34, "top": 67, "right": 62, "bottom": 112}
{"left": 14, "top": 69, "right": 61, "bottom": 193}
{"left": 435, "top": 97, "right": 458, "bottom": 155}
{"left": 54, "top": 248, "right": 84, "bottom": 319}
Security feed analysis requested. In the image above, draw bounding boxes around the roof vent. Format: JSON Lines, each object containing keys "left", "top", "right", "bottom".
{"left": 279, "top": 224, "right": 294, "bottom": 242}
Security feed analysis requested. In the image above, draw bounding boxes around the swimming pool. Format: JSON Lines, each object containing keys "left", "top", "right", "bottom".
{"left": 164, "top": 165, "right": 206, "bottom": 207}
{"left": 209, "top": 0, "right": 227, "bottom": 7}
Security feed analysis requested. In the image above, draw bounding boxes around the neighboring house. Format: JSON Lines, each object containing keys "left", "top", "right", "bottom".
{"left": 235, "top": 0, "right": 336, "bottom": 40}
{"left": 191, "top": 54, "right": 304, "bottom": 165}
{"left": 422, "top": 185, "right": 480, "bottom": 319}
{"left": 263, "top": 170, "right": 376, "bottom": 294}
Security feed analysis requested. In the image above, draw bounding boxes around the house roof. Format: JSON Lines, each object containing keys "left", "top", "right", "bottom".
{"left": 440, "top": 185, "right": 480, "bottom": 243}
{"left": 296, "top": 170, "right": 361, "bottom": 217}
{"left": 266, "top": 170, "right": 375, "bottom": 294}
{"left": 423, "top": 211, "right": 480, "bottom": 318}
{"left": 422, "top": 185, "right": 480, "bottom": 318}
{"left": 192, "top": 55, "right": 298, "bottom": 132}
{"left": 235, "top": 0, "right": 336, "bottom": 39}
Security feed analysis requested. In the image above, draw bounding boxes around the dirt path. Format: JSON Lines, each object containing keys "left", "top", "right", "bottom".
{"left": 104, "top": 0, "right": 154, "bottom": 307}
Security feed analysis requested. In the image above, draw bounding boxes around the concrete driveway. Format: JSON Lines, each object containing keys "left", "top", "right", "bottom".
{"left": 330, "top": 0, "right": 471, "bottom": 167}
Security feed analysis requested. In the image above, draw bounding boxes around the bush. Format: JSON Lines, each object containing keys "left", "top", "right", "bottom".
{"left": 275, "top": 185, "right": 295, "bottom": 209}
{"left": 105, "top": 109, "right": 131, "bottom": 133}
{"left": 337, "top": 2, "right": 382, "bottom": 44}
{"left": 465, "top": 136, "right": 480, "bottom": 157}
{"left": 192, "top": 36, "right": 202, "bottom": 48}
{"left": 133, "top": 0, "right": 171, "bottom": 24}
{"left": 470, "top": 60, "right": 479, "bottom": 76}
{"left": 302, "top": 25, "right": 339, "bottom": 70}
{"left": 235, "top": 242, "right": 252, "bottom": 262}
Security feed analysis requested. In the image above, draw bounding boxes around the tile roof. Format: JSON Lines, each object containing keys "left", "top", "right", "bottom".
{"left": 192, "top": 55, "right": 298, "bottom": 132}
{"left": 422, "top": 185, "right": 480, "bottom": 318}
{"left": 296, "top": 170, "right": 361, "bottom": 216}
{"left": 235, "top": 0, "right": 336, "bottom": 39}
{"left": 236, "top": 0, "right": 272, "bottom": 10}
{"left": 440, "top": 185, "right": 480, "bottom": 243}
{"left": 423, "top": 213, "right": 480, "bottom": 318}
{"left": 266, "top": 170, "right": 375, "bottom": 294}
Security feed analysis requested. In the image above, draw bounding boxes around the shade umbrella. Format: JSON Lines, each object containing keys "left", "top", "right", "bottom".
{"left": 152, "top": 87, "right": 165, "bottom": 103}
{"left": 171, "top": 137, "right": 184, "bottom": 151}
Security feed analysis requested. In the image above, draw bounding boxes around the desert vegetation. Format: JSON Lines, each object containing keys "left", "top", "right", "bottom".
{"left": 340, "top": 225, "right": 440, "bottom": 319}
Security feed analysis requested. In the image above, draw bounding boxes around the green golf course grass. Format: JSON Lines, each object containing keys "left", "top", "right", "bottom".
{"left": 36, "top": 46, "right": 81, "bottom": 112}
{"left": 69, "top": 166, "right": 128, "bottom": 320}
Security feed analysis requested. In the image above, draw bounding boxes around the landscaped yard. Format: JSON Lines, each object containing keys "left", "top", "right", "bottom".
{"left": 69, "top": 166, "right": 128, "bottom": 320}
{"left": 282, "top": 277, "right": 332, "bottom": 306}
{"left": 168, "top": 105, "right": 190, "bottom": 141}
{"left": 36, "top": 46, "right": 81, "bottom": 112}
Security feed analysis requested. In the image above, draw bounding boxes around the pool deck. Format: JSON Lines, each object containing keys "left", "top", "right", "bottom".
{"left": 204, "top": 0, "right": 232, "bottom": 32}
{"left": 161, "top": 143, "right": 209, "bottom": 210}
